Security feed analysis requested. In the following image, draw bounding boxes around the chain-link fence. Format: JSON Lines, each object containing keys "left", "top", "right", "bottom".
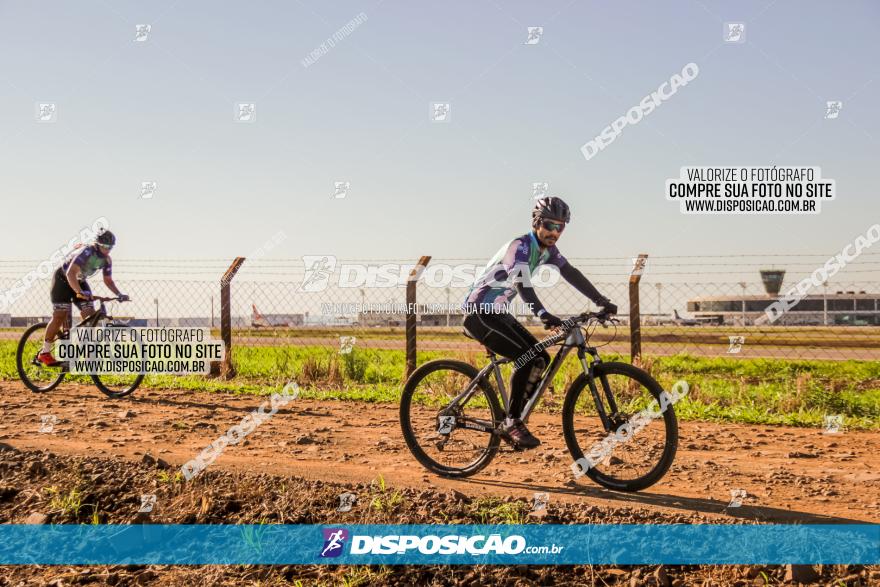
{"left": 3, "top": 255, "right": 880, "bottom": 382}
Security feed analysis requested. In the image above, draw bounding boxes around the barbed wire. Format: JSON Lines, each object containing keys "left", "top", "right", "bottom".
{"left": 4, "top": 251, "right": 880, "bottom": 265}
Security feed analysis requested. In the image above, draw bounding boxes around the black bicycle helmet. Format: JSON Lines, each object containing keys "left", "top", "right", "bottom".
{"left": 96, "top": 229, "right": 116, "bottom": 247}
{"left": 532, "top": 196, "right": 571, "bottom": 224}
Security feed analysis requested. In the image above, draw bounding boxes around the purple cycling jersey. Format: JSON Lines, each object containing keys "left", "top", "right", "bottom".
{"left": 464, "top": 232, "right": 567, "bottom": 311}
{"left": 61, "top": 244, "right": 112, "bottom": 280}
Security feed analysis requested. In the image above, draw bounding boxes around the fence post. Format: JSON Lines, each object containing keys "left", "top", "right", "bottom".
{"left": 405, "top": 255, "right": 432, "bottom": 380}
{"left": 219, "top": 257, "right": 246, "bottom": 379}
{"left": 629, "top": 254, "right": 648, "bottom": 365}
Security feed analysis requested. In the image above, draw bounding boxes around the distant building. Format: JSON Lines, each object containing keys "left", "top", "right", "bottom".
{"left": 251, "top": 313, "right": 304, "bottom": 327}
{"left": 177, "top": 317, "right": 212, "bottom": 327}
{"left": 419, "top": 307, "right": 467, "bottom": 327}
{"left": 11, "top": 316, "right": 51, "bottom": 327}
{"left": 0, "top": 313, "right": 10, "bottom": 327}
{"left": 688, "top": 292, "right": 880, "bottom": 326}
{"left": 686, "top": 269, "right": 880, "bottom": 326}
{"left": 356, "top": 303, "right": 466, "bottom": 327}
{"left": 251, "top": 304, "right": 304, "bottom": 327}
{"left": 356, "top": 312, "right": 405, "bottom": 327}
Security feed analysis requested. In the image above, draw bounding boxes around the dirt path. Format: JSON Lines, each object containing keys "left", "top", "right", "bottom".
{"left": 0, "top": 380, "right": 877, "bottom": 524}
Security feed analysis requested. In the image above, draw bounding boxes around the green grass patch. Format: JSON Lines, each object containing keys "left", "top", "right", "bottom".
{"left": 2, "top": 341, "right": 877, "bottom": 429}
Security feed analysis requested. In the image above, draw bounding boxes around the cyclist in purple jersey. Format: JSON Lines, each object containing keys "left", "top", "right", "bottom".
{"left": 462, "top": 197, "right": 617, "bottom": 449}
{"left": 38, "top": 229, "right": 129, "bottom": 366}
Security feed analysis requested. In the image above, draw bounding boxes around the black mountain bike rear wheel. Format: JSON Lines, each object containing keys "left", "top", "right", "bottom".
{"left": 400, "top": 359, "right": 504, "bottom": 478}
{"left": 562, "top": 361, "right": 679, "bottom": 491}
{"left": 16, "top": 322, "right": 66, "bottom": 393}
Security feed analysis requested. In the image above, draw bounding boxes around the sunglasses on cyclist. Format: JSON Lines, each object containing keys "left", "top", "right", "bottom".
{"left": 540, "top": 220, "right": 566, "bottom": 233}
{"left": 97, "top": 243, "right": 114, "bottom": 251}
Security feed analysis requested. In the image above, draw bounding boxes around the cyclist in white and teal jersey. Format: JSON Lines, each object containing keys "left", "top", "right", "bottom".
{"left": 463, "top": 197, "right": 617, "bottom": 449}
{"left": 38, "top": 229, "right": 129, "bottom": 366}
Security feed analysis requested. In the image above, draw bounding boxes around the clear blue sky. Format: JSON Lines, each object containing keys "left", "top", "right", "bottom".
{"left": 1, "top": 0, "right": 878, "bottom": 283}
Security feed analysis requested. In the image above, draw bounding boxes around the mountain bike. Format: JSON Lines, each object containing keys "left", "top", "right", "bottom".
{"left": 15, "top": 296, "right": 145, "bottom": 399}
{"left": 399, "top": 311, "right": 679, "bottom": 491}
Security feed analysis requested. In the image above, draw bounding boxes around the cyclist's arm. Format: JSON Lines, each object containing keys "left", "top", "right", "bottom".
{"left": 101, "top": 257, "right": 120, "bottom": 296}
{"left": 515, "top": 281, "right": 547, "bottom": 316}
{"left": 558, "top": 262, "right": 610, "bottom": 306}
{"left": 65, "top": 264, "right": 87, "bottom": 296}
{"left": 103, "top": 275, "right": 121, "bottom": 296}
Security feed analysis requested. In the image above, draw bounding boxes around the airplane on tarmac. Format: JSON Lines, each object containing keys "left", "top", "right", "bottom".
{"left": 672, "top": 309, "right": 721, "bottom": 326}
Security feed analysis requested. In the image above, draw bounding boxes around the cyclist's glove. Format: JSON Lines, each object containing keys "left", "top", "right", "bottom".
{"left": 599, "top": 299, "right": 618, "bottom": 315}
{"left": 118, "top": 293, "right": 130, "bottom": 302}
{"left": 539, "top": 310, "right": 563, "bottom": 329}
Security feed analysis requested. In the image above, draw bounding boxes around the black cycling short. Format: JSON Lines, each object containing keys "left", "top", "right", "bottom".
{"left": 50, "top": 268, "right": 93, "bottom": 312}
{"left": 462, "top": 310, "right": 550, "bottom": 418}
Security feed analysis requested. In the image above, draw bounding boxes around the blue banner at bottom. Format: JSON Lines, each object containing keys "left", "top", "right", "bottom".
{"left": 0, "top": 524, "right": 877, "bottom": 565}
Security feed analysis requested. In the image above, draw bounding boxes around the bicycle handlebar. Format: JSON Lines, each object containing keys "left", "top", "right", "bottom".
{"left": 578, "top": 310, "right": 620, "bottom": 325}
{"left": 547, "top": 310, "right": 619, "bottom": 332}
{"left": 88, "top": 295, "right": 129, "bottom": 302}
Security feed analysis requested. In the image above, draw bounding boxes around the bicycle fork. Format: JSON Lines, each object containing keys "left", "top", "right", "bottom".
{"left": 578, "top": 347, "right": 621, "bottom": 433}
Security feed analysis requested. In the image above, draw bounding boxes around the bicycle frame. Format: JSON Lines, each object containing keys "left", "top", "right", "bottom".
{"left": 445, "top": 317, "right": 623, "bottom": 434}
{"left": 56, "top": 299, "right": 119, "bottom": 342}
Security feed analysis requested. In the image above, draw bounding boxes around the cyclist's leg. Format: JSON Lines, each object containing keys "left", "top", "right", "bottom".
{"left": 463, "top": 311, "right": 547, "bottom": 418}
{"left": 44, "top": 269, "right": 73, "bottom": 355}
{"left": 463, "top": 311, "right": 525, "bottom": 359}
{"left": 43, "top": 309, "right": 69, "bottom": 350}
{"left": 76, "top": 281, "right": 95, "bottom": 320}
{"left": 503, "top": 316, "right": 550, "bottom": 419}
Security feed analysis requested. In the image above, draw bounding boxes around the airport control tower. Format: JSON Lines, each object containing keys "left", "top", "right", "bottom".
{"left": 759, "top": 270, "right": 786, "bottom": 296}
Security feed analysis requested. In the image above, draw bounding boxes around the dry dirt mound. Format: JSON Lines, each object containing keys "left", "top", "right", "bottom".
{"left": 0, "top": 445, "right": 877, "bottom": 586}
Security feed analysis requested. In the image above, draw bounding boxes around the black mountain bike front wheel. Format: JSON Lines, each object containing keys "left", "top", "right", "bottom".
{"left": 91, "top": 372, "right": 144, "bottom": 399}
{"left": 562, "top": 361, "right": 679, "bottom": 492}
{"left": 16, "top": 322, "right": 67, "bottom": 393}
{"left": 89, "top": 324, "right": 144, "bottom": 399}
{"left": 400, "top": 359, "right": 504, "bottom": 478}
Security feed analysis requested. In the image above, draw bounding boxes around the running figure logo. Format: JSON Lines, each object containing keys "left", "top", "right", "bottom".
{"left": 823, "top": 414, "right": 843, "bottom": 434}
{"left": 36, "top": 103, "right": 57, "bottom": 122}
{"left": 524, "top": 27, "right": 543, "bottom": 45}
{"left": 728, "top": 488, "right": 747, "bottom": 508}
{"left": 724, "top": 23, "right": 745, "bottom": 43}
{"left": 319, "top": 528, "right": 349, "bottom": 558}
{"left": 140, "top": 181, "right": 158, "bottom": 199}
{"left": 339, "top": 336, "right": 356, "bottom": 354}
{"left": 139, "top": 494, "right": 157, "bottom": 513}
{"left": 236, "top": 103, "right": 256, "bottom": 122}
{"left": 134, "top": 24, "right": 151, "bottom": 42}
{"left": 824, "top": 101, "right": 843, "bottom": 119}
{"left": 333, "top": 181, "right": 351, "bottom": 199}
{"left": 532, "top": 182, "right": 549, "bottom": 200}
{"left": 299, "top": 255, "right": 337, "bottom": 292}
{"left": 430, "top": 102, "right": 450, "bottom": 122}
{"left": 437, "top": 415, "right": 455, "bottom": 434}
{"left": 336, "top": 493, "right": 357, "bottom": 512}
{"left": 727, "top": 336, "right": 745, "bottom": 354}
{"left": 39, "top": 414, "right": 57, "bottom": 433}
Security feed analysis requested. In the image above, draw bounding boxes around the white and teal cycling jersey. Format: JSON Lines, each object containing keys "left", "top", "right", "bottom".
{"left": 464, "top": 232, "right": 567, "bottom": 311}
